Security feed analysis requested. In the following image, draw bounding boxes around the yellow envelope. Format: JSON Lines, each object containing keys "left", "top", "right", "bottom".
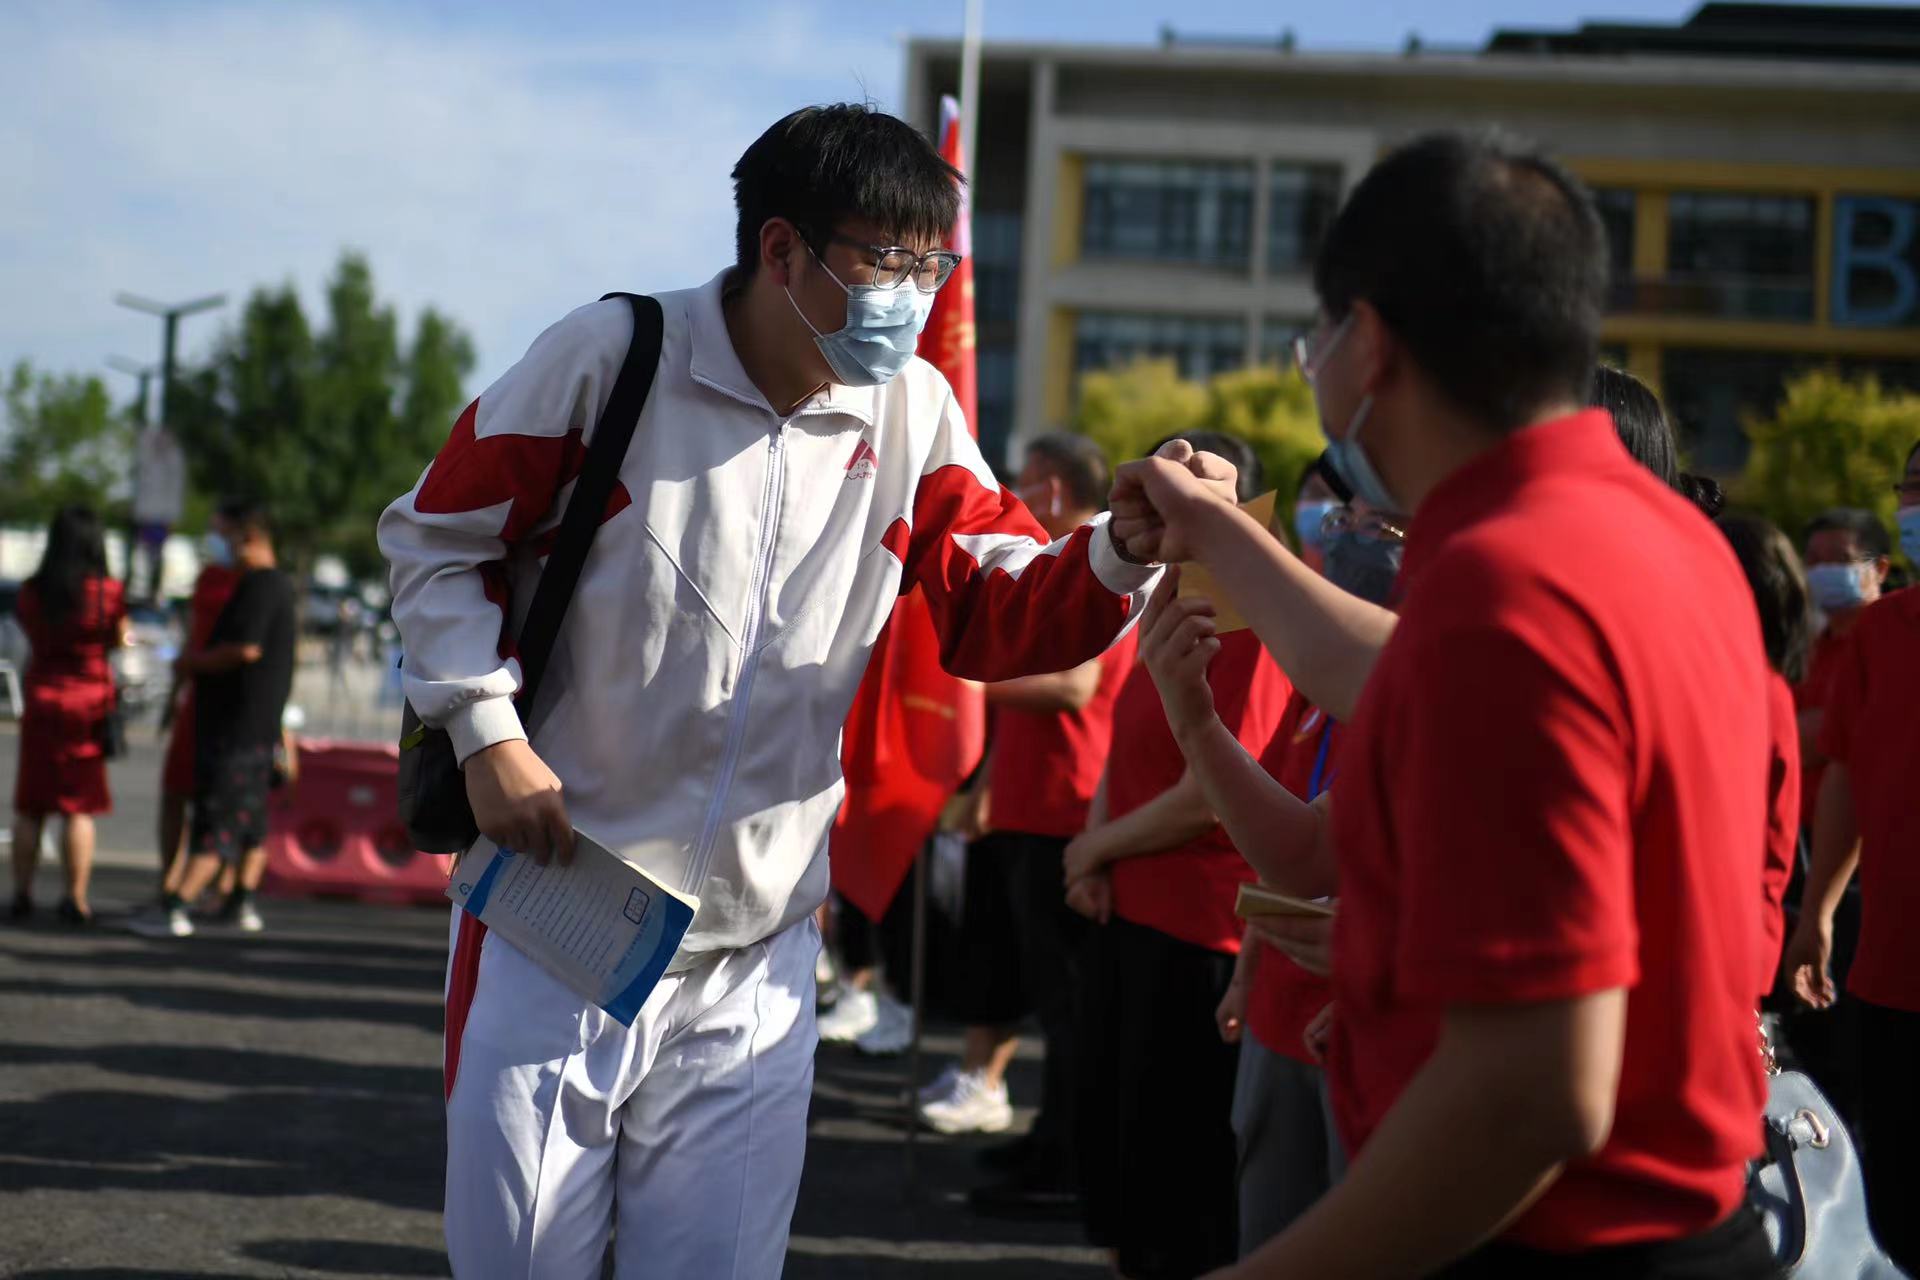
{"left": 1175, "top": 489, "right": 1280, "bottom": 633}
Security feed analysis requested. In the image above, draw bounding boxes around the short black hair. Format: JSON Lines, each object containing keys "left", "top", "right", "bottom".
{"left": 1590, "top": 366, "right": 1680, "bottom": 491}
{"left": 217, "top": 497, "right": 271, "bottom": 538}
{"left": 1805, "top": 507, "right": 1890, "bottom": 560}
{"left": 731, "top": 104, "right": 963, "bottom": 277}
{"left": 1719, "top": 513, "right": 1815, "bottom": 685}
{"left": 1314, "top": 130, "right": 1607, "bottom": 432}
{"left": 1679, "top": 473, "right": 1726, "bottom": 520}
{"left": 1149, "top": 430, "right": 1263, "bottom": 504}
{"left": 1025, "top": 432, "right": 1113, "bottom": 512}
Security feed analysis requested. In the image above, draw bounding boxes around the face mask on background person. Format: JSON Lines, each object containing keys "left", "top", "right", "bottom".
{"left": 1806, "top": 561, "right": 1871, "bottom": 612}
{"left": 1899, "top": 506, "right": 1920, "bottom": 566}
{"left": 1302, "top": 314, "right": 1399, "bottom": 512}
{"left": 1294, "top": 499, "right": 1338, "bottom": 550}
{"left": 786, "top": 244, "right": 936, "bottom": 388}
{"left": 204, "top": 531, "right": 234, "bottom": 568}
{"left": 1324, "top": 524, "right": 1405, "bottom": 606}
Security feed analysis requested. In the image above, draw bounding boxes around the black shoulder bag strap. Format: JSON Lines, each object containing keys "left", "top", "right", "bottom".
{"left": 512, "top": 292, "right": 664, "bottom": 716}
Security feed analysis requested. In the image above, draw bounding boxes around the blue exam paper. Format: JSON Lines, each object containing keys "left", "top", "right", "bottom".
{"left": 448, "top": 830, "right": 697, "bottom": 1026}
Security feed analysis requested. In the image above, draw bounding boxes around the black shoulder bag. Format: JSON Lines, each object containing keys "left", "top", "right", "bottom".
{"left": 396, "top": 293, "right": 665, "bottom": 853}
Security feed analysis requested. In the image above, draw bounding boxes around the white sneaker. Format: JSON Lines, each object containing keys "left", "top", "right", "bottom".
{"left": 855, "top": 993, "right": 914, "bottom": 1057}
{"left": 230, "top": 901, "right": 264, "bottom": 934}
{"left": 127, "top": 905, "right": 193, "bottom": 938}
{"left": 816, "top": 986, "right": 878, "bottom": 1043}
{"left": 917, "top": 1063, "right": 962, "bottom": 1105}
{"left": 918, "top": 1069, "right": 1013, "bottom": 1134}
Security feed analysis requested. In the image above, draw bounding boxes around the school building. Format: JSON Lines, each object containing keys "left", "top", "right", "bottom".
{"left": 904, "top": 3, "right": 1920, "bottom": 473}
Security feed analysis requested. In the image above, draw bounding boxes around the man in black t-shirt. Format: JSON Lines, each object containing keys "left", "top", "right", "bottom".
{"left": 130, "top": 500, "right": 297, "bottom": 939}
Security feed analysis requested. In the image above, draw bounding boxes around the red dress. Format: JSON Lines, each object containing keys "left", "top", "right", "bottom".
{"left": 12, "top": 576, "right": 126, "bottom": 816}
{"left": 162, "top": 566, "right": 240, "bottom": 796}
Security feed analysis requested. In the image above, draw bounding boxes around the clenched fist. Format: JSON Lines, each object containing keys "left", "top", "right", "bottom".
{"left": 465, "top": 739, "right": 575, "bottom": 865}
{"left": 1108, "top": 438, "right": 1241, "bottom": 565}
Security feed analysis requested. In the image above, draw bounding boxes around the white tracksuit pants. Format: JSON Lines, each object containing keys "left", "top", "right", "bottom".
{"left": 442, "top": 907, "right": 819, "bottom": 1279}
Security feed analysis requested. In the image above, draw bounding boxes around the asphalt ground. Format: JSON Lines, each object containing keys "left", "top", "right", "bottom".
{"left": 0, "top": 713, "right": 1104, "bottom": 1279}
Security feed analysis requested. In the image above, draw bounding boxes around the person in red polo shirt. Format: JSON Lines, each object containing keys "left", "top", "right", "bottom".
{"left": 1108, "top": 132, "right": 1778, "bottom": 1277}
{"left": 1067, "top": 432, "right": 1291, "bottom": 1280}
{"left": 1783, "top": 439, "right": 1920, "bottom": 1272}
{"left": 1143, "top": 495, "right": 1404, "bottom": 1258}
{"left": 917, "top": 434, "right": 1136, "bottom": 1216}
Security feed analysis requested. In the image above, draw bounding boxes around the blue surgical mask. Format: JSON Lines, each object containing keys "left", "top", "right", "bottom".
{"left": 1309, "top": 316, "right": 1400, "bottom": 512}
{"left": 1806, "top": 562, "right": 1869, "bottom": 612}
{"left": 1900, "top": 506, "right": 1920, "bottom": 566}
{"left": 1324, "top": 529, "right": 1404, "bottom": 606}
{"left": 204, "top": 531, "right": 234, "bottom": 568}
{"left": 787, "top": 246, "right": 935, "bottom": 387}
{"left": 1294, "top": 500, "right": 1337, "bottom": 550}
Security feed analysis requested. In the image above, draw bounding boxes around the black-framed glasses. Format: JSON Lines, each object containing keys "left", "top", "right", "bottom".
{"left": 821, "top": 233, "right": 963, "bottom": 294}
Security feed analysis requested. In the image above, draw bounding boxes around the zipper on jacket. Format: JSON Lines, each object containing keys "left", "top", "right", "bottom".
{"left": 686, "top": 423, "right": 788, "bottom": 895}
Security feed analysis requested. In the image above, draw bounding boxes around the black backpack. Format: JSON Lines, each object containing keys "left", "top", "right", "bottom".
{"left": 396, "top": 293, "right": 665, "bottom": 853}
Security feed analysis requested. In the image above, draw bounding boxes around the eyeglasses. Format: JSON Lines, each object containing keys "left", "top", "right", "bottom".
{"left": 820, "top": 233, "right": 963, "bottom": 294}
{"left": 1292, "top": 314, "right": 1353, "bottom": 383}
{"left": 1320, "top": 507, "right": 1405, "bottom": 544}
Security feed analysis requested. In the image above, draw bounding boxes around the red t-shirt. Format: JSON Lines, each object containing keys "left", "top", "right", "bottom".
{"left": 1327, "top": 411, "right": 1770, "bottom": 1251}
{"left": 1817, "top": 587, "right": 1920, "bottom": 1013}
{"left": 1794, "top": 625, "right": 1851, "bottom": 819}
{"left": 989, "top": 631, "right": 1136, "bottom": 838}
{"left": 1107, "top": 629, "right": 1291, "bottom": 954}
{"left": 1246, "top": 691, "right": 1338, "bottom": 1063}
{"left": 1759, "top": 672, "right": 1801, "bottom": 997}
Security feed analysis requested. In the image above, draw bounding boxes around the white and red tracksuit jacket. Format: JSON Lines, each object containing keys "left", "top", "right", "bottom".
{"left": 379, "top": 271, "right": 1159, "bottom": 957}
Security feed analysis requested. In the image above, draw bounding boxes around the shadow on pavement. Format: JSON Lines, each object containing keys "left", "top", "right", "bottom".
{"left": 0, "top": 977, "right": 443, "bottom": 1032}
{"left": 243, "top": 1238, "right": 449, "bottom": 1275}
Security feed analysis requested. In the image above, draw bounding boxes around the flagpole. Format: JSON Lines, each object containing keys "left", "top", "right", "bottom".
{"left": 959, "top": 0, "right": 983, "bottom": 185}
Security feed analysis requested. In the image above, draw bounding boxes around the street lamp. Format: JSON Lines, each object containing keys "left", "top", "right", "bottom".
{"left": 113, "top": 292, "right": 226, "bottom": 430}
{"left": 105, "top": 355, "right": 158, "bottom": 426}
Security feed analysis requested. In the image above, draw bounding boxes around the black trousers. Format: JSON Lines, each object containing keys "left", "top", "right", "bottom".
{"left": 960, "top": 831, "right": 1084, "bottom": 1177}
{"left": 1858, "top": 997, "right": 1920, "bottom": 1272}
{"left": 1076, "top": 915, "right": 1239, "bottom": 1280}
{"left": 1435, "top": 1206, "right": 1780, "bottom": 1279}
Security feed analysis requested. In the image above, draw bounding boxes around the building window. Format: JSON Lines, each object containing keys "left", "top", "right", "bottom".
{"left": 1259, "top": 316, "right": 1312, "bottom": 365}
{"left": 1082, "top": 159, "right": 1254, "bottom": 270}
{"left": 973, "top": 210, "right": 1023, "bottom": 327}
{"left": 1074, "top": 311, "right": 1249, "bottom": 382}
{"left": 1665, "top": 193, "right": 1816, "bottom": 321}
{"left": 1661, "top": 348, "right": 1920, "bottom": 472}
{"left": 1592, "top": 187, "right": 1636, "bottom": 308}
{"left": 1268, "top": 165, "right": 1342, "bottom": 273}
{"left": 976, "top": 345, "right": 1017, "bottom": 471}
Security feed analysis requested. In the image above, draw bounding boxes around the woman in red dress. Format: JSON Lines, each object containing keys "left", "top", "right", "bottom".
{"left": 8, "top": 506, "right": 128, "bottom": 924}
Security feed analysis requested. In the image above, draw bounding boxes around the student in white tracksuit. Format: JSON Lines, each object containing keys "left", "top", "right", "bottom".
{"left": 378, "top": 104, "right": 1235, "bottom": 1278}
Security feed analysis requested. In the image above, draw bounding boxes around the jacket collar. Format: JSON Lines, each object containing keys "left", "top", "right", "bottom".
{"left": 688, "top": 269, "right": 876, "bottom": 427}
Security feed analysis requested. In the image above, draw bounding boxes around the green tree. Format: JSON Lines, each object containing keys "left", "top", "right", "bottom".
{"left": 0, "top": 361, "right": 133, "bottom": 525}
{"left": 1738, "top": 369, "right": 1920, "bottom": 559}
{"left": 1072, "top": 358, "right": 1326, "bottom": 520}
{"left": 171, "top": 251, "right": 474, "bottom": 576}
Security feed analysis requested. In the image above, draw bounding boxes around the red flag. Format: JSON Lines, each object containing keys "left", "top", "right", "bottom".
{"left": 829, "top": 96, "right": 987, "bottom": 922}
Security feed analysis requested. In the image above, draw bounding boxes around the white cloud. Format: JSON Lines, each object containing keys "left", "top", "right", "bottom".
{"left": 0, "top": 0, "right": 905, "bottom": 400}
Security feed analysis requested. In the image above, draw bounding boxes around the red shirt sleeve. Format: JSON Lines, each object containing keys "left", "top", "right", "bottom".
{"left": 1391, "top": 614, "right": 1639, "bottom": 1006}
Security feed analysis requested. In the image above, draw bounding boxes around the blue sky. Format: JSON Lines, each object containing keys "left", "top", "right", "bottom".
{"left": 0, "top": 0, "right": 1879, "bottom": 400}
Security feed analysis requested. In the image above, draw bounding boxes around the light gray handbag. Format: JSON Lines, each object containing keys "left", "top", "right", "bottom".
{"left": 1750, "top": 1020, "right": 1909, "bottom": 1278}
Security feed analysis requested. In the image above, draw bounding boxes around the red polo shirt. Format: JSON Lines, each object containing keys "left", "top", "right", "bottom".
{"left": 1107, "top": 629, "right": 1291, "bottom": 954}
{"left": 989, "top": 632, "right": 1136, "bottom": 839}
{"left": 1327, "top": 410, "right": 1770, "bottom": 1251}
{"left": 1817, "top": 587, "right": 1920, "bottom": 1013}
{"left": 1246, "top": 691, "right": 1338, "bottom": 1063}
{"left": 1794, "top": 625, "right": 1851, "bottom": 819}
{"left": 1759, "top": 672, "right": 1801, "bottom": 997}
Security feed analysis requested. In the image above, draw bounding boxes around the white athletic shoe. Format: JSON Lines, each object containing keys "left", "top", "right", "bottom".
{"left": 816, "top": 986, "right": 878, "bottom": 1043}
{"left": 229, "top": 901, "right": 265, "bottom": 934}
{"left": 854, "top": 993, "right": 914, "bottom": 1057}
{"left": 917, "top": 1063, "right": 962, "bottom": 1105}
{"left": 918, "top": 1069, "right": 1013, "bottom": 1134}
{"left": 127, "top": 905, "right": 194, "bottom": 938}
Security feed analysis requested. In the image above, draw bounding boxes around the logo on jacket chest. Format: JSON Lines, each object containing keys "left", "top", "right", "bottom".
{"left": 844, "top": 439, "right": 878, "bottom": 481}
